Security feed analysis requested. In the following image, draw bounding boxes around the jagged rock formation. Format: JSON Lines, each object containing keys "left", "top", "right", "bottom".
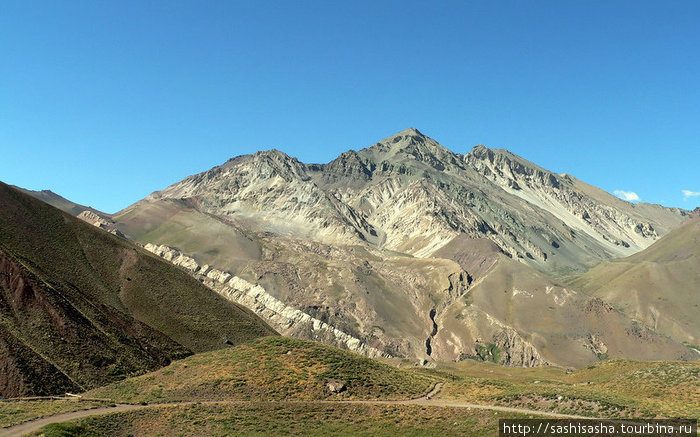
{"left": 465, "top": 146, "right": 680, "bottom": 254}
{"left": 143, "top": 243, "right": 387, "bottom": 358}
{"left": 77, "top": 210, "right": 126, "bottom": 237}
{"left": 310, "top": 129, "right": 686, "bottom": 269}
{"left": 112, "top": 129, "right": 694, "bottom": 367}
{"left": 125, "top": 129, "right": 686, "bottom": 275}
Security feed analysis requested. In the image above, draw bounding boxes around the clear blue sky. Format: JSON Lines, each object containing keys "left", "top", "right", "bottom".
{"left": 1, "top": 1, "right": 698, "bottom": 213}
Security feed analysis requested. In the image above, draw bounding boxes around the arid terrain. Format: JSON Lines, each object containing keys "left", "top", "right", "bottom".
{"left": 2, "top": 129, "right": 697, "bottom": 436}
{"left": 100, "top": 130, "right": 695, "bottom": 367}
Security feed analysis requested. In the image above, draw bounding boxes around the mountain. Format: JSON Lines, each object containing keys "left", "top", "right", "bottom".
{"left": 312, "top": 129, "right": 686, "bottom": 269}
{"left": 570, "top": 210, "right": 700, "bottom": 348}
{"left": 112, "top": 129, "right": 693, "bottom": 367}
{"left": 16, "top": 187, "right": 125, "bottom": 236}
{"left": 122, "top": 129, "right": 686, "bottom": 273}
{"left": 0, "top": 182, "right": 276, "bottom": 397}
{"left": 14, "top": 187, "right": 95, "bottom": 216}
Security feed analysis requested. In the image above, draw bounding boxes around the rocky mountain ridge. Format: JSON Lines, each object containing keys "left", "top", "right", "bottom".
{"left": 130, "top": 129, "right": 686, "bottom": 275}
{"left": 108, "top": 130, "right": 695, "bottom": 368}
{"left": 77, "top": 210, "right": 126, "bottom": 238}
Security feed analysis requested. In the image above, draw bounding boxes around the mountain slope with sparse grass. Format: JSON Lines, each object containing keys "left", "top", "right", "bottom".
{"left": 27, "top": 402, "right": 528, "bottom": 437}
{"left": 6, "top": 353, "right": 696, "bottom": 436}
{"left": 88, "top": 336, "right": 438, "bottom": 403}
{"left": 569, "top": 212, "right": 700, "bottom": 347}
{"left": 0, "top": 182, "right": 276, "bottom": 397}
{"left": 435, "top": 358, "right": 700, "bottom": 419}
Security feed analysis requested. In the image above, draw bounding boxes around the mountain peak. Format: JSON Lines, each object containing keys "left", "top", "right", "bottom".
{"left": 394, "top": 127, "right": 424, "bottom": 137}
{"left": 369, "top": 128, "right": 445, "bottom": 153}
{"left": 470, "top": 144, "right": 488, "bottom": 154}
{"left": 468, "top": 144, "right": 513, "bottom": 158}
{"left": 253, "top": 148, "right": 293, "bottom": 158}
{"left": 354, "top": 128, "right": 466, "bottom": 172}
{"left": 377, "top": 128, "right": 428, "bottom": 145}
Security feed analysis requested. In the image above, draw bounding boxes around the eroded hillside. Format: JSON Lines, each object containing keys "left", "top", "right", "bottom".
{"left": 107, "top": 130, "right": 695, "bottom": 367}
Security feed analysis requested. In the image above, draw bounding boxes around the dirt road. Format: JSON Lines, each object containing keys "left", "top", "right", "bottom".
{"left": 0, "top": 384, "right": 598, "bottom": 437}
{"left": 0, "top": 403, "right": 146, "bottom": 437}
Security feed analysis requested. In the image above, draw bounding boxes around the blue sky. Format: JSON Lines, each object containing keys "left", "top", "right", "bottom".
{"left": 1, "top": 1, "right": 698, "bottom": 213}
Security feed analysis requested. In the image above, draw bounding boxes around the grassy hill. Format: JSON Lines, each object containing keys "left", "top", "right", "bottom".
{"left": 8, "top": 352, "right": 697, "bottom": 436}
{"left": 0, "top": 182, "right": 275, "bottom": 397}
{"left": 436, "top": 358, "right": 700, "bottom": 419}
{"left": 88, "top": 336, "right": 437, "bottom": 403}
{"left": 3, "top": 339, "right": 696, "bottom": 435}
{"left": 113, "top": 198, "right": 262, "bottom": 272}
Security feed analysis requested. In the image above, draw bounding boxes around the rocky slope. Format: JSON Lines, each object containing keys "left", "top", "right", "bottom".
{"left": 124, "top": 129, "right": 686, "bottom": 274}
{"left": 143, "top": 243, "right": 387, "bottom": 358}
{"left": 431, "top": 253, "right": 692, "bottom": 367}
{"left": 569, "top": 210, "right": 700, "bottom": 348}
{"left": 77, "top": 210, "right": 126, "bottom": 237}
{"left": 310, "top": 129, "right": 687, "bottom": 270}
{"left": 0, "top": 182, "right": 276, "bottom": 397}
{"left": 112, "top": 129, "right": 693, "bottom": 367}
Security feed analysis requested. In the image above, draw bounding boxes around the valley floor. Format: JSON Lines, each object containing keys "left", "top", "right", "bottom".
{"left": 0, "top": 391, "right": 592, "bottom": 437}
{"left": 3, "top": 366, "right": 698, "bottom": 437}
{"left": 2, "top": 337, "right": 697, "bottom": 436}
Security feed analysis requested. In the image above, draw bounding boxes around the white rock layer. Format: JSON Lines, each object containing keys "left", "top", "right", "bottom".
{"left": 143, "top": 243, "right": 388, "bottom": 358}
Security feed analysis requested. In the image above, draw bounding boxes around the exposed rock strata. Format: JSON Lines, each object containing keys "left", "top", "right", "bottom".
{"left": 130, "top": 129, "right": 687, "bottom": 275}
{"left": 113, "top": 129, "right": 694, "bottom": 368}
{"left": 77, "top": 210, "right": 126, "bottom": 238}
{"left": 143, "top": 243, "right": 388, "bottom": 358}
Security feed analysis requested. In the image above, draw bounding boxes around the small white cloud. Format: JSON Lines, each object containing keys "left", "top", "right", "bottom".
{"left": 682, "top": 190, "right": 700, "bottom": 199}
{"left": 614, "top": 190, "right": 640, "bottom": 202}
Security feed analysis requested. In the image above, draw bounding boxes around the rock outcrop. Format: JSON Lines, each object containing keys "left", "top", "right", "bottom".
{"left": 113, "top": 129, "right": 694, "bottom": 368}
{"left": 77, "top": 210, "right": 126, "bottom": 238}
{"left": 129, "top": 129, "right": 687, "bottom": 275}
{"left": 143, "top": 243, "right": 388, "bottom": 358}
{"left": 492, "top": 327, "right": 546, "bottom": 367}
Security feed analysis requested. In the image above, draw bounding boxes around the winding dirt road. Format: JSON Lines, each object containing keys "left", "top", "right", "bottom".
{"left": 0, "top": 403, "right": 146, "bottom": 437}
{"left": 0, "top": 384, "right": 598, "bottom": 437}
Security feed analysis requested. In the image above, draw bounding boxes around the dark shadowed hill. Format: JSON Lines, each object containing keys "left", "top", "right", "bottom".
{"left": 0, "top": 182, "right": 276, "bottom": 397}
{"left": 13, "top": 187, "right": 94, "bottom": 216}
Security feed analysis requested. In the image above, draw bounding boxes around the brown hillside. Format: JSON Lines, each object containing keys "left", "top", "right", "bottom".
{"left": 0, "top": 182, "right": 276, "bottom": 397}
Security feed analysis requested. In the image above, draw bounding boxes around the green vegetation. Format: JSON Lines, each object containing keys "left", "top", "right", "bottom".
{"left": 6, "top": 342, "right": 697, "bottom": 434}
{"left": 474, "top": 343, "right": 501, "bottom": 363}
{"left": 32, "top": 422, "right": 99, "bottom": 437}
{"left": 0, "top": 400, "right": 105, "bottom": 428}
{"left": 435, "top": 359, "right": 700, "bottom": 419}
{"left": 31, "top": 402, "right": 532, "bottom": 437}
{"left": 88, "top": 337, "right": 437, "bottom": 403}
{"left": 683, "top": 342, "right": 700, "bottom": 353}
